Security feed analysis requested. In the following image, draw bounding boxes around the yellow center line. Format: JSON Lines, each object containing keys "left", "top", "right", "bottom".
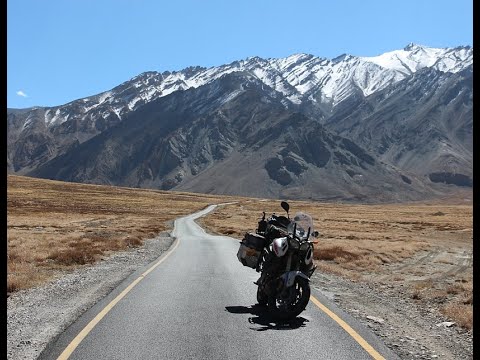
{"left": 309, "top": 295, "right": 386, "bottom": 360}
{"left": 56, "top": 237, "right": 180, "bottom": 360}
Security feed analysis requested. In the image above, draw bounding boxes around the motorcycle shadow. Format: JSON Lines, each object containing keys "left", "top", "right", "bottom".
{"left": 225, "top": 304, "right": 309, "bottom": 332}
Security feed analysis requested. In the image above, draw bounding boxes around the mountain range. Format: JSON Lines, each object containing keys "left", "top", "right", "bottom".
{"left": 7, "top": 43, "right": 473, "bottom": 202}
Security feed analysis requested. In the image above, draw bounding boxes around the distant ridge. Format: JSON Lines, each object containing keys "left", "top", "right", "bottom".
{"left": 7, "top": 44, "right": 472, "bottom": 202}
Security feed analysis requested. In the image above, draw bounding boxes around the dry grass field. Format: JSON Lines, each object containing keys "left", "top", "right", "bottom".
{"left": 7, "top": 175, "right": 240, "bottom": 293}
{"left": 7, "top": 175, "right": 472, "bottom": 329}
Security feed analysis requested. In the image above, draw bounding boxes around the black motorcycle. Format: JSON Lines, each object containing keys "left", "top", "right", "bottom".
{"left": 237, "top": 201, "right": 318, "bottom": 319}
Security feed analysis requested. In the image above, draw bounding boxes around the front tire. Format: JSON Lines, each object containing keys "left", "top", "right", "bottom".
{"left": 257, "top": 286, "right": 268, "bottom": 306}
{"left": 270, "top": 277, "right": 310, "bottom": 320}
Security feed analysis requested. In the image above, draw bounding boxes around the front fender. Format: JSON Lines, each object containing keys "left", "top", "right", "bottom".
{"left": 280, "top": 271, "right": 310, "bottom": 288}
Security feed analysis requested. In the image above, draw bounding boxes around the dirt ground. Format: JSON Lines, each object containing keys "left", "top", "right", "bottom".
{"left": 311, "top": 268, "right": 473, "bottom": 359}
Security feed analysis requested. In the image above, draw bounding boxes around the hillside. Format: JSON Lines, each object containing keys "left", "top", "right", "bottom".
{"left": 7, "top": 45, "right": 473, "bottom": 202}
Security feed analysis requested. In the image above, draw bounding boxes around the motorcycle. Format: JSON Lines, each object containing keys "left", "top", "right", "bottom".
{"left": 236, "top": 201, "right": 318, "bottom": 320}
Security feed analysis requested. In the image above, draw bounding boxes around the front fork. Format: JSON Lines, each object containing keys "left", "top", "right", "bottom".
{"left": 270, "top": 253, "right": 310, "bottom": 294}
{"left": 280, "top": 271, "right": 310, "bottom": 289}
{"left": 259, "top": 253, "right": 310, "bottom": 300}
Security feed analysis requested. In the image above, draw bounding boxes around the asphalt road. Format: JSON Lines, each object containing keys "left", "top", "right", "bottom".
{"left": 41, "top": 205, "right": 399, "bottom": 360}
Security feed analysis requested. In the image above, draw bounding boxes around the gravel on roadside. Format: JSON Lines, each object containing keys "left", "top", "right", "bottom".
{"left": 7, "top": 233, "right": 174, "bottom": 360}
{"left": 311, "top": 271, "right": 473, "bottom": 360}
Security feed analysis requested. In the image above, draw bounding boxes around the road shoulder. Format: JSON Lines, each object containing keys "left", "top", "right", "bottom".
{"left": 311, "top": 271, "right": 473, "bottom": 359}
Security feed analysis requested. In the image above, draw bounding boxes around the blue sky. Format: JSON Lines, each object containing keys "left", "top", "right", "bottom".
{"left": 7, "top": 0, "right": 473, "bottom": 109}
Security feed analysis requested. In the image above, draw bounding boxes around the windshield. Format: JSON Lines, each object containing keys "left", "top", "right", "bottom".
{"left": 287, "top": 212, "right": 314, "bottom": 240}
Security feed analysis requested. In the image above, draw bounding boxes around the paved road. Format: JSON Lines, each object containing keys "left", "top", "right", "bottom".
{"left": 41, "top": 205, "right": 399, "bottom": 360}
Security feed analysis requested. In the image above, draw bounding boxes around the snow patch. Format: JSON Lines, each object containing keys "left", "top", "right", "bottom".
{"left": 97, "top": 91, "right": 112, "bottom": 104}
{"left": 215, "top": 90, "right": 243, "bottom": 106}
{"left": 45, "top": 109, "right": 67, "bottom": 127}
{"left": 22, "top": 114, "right": 35, "bottom": 130}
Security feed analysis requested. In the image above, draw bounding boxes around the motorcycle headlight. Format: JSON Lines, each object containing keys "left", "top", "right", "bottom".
{"left": 300, "top": 242, "right": 310, "bottom": 251}
{"left": 289, "top": 237, "right": 300, "bottom": 250}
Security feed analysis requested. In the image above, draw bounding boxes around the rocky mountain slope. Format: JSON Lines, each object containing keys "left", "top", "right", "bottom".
{"left": 323, "top": 65, "right": 473, "bottom": 186}
{"left": 7, "top": 43, "right": 473, "bottom": 202}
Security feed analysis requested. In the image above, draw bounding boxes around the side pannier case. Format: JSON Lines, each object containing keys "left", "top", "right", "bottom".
{"left": 236, "top": 232, "right": 266, "bottom": 269}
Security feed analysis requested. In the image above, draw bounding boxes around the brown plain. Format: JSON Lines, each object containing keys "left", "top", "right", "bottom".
{"left": 7, "top": 175, "right": 472, "bottom": 329}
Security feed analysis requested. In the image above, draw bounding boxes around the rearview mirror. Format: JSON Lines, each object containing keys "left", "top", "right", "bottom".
{"left": 280, "top": 201, "right": 290, "bottom": 214}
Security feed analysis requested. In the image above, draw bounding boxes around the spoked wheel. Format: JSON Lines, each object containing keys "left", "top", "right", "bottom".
{"left": 269, "top": 277, "right": 310, "bottom": 320}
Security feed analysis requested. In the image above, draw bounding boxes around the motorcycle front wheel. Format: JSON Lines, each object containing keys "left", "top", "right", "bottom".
{"left": 269, "top": 277, "right": 310, "bottom": 320}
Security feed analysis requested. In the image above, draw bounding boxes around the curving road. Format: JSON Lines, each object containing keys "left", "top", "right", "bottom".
{"left": 40, "top": 205, "right": 399, "bottom": 360}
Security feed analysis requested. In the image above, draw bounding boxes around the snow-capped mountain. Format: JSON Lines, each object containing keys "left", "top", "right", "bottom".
{"left": 29, "top": 43, "right": 473, "bottom": 129}
{"left": 7, "top": 43, "right": 473, "bottom": 202}
{"left": 360, "top": 43, "right": 472, "bottom": 75}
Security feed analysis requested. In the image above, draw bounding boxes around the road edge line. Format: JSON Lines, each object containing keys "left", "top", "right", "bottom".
{"left": 56, "top": 237, "right": 180, "bottom": 360}
{"left": 309, "top": 295, "right": 386, "bottom": 360}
